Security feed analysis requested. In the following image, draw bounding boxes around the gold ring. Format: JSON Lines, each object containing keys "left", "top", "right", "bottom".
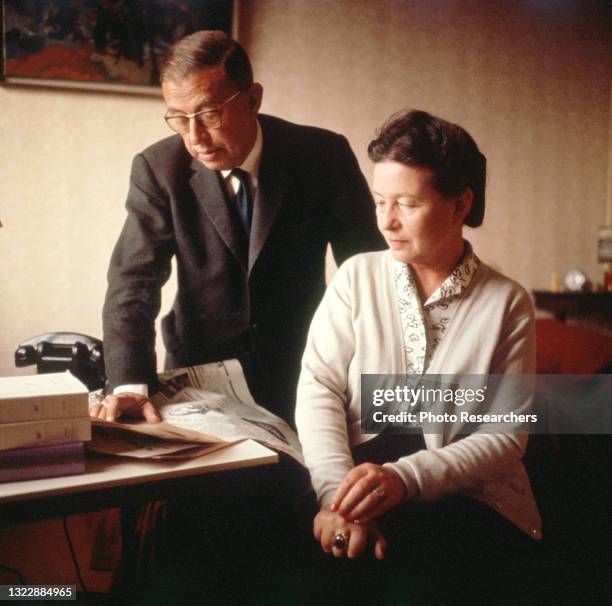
{"left": 372, "top": 487, "right": 386, "bottom": 499}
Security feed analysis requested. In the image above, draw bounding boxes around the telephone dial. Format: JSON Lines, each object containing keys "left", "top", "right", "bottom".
{"left": 15, "top": 332, "right": 106, "bottom": 391}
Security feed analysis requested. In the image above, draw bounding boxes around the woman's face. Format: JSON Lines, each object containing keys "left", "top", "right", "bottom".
{"left": 371, "top": 161, "right": 466, "bottom": 267}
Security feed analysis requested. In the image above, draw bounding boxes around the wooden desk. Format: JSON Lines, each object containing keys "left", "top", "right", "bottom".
{"left": 0, "top": 440, "right": 277, "bottom": 527}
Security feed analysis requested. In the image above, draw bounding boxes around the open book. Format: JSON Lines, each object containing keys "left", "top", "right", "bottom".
{"left": 89, "top": 359, "right": 303, "bottom": 464}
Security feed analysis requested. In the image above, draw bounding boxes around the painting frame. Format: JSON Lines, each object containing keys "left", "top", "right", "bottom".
{"left": 0, "top": 0, "right": 238, "bottom": 96}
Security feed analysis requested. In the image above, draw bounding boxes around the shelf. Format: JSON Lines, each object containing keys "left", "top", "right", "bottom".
{"left": 532, "top": 291, "right": 612, "bottom": 322}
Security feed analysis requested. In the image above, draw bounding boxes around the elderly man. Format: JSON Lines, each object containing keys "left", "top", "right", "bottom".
{"left": 91, "top": 30, "right": 382, "bottom": 426}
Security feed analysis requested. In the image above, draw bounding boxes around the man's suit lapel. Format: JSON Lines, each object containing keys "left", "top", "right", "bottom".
{"left": 248, "top": 119, "right": 291, "bottom": 274}
{"left": 189, "top": 159, "right": 248, "bottom": 269}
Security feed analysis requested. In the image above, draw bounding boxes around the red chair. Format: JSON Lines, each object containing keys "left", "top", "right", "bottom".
{"left": 535, "top": 318, "right": 612, "bottom": 374}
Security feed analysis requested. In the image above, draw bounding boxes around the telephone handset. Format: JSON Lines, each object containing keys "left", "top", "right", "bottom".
{"left": 15, "top": 332, "right": 106, "bottom": 391}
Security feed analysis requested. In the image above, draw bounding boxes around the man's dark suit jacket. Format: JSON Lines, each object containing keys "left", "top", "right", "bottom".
{"left": 103, "top": 114, "right": 384, "bottom": 422}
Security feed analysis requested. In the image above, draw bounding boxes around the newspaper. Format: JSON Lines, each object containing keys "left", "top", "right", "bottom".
{"left": 88, "top": 422, "right": 232, "bottom": 459}
{"left": 89, "top": 360, "right": 303, "bottom": 463}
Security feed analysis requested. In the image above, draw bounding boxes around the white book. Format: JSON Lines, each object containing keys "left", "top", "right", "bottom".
{"left": 0, "top": 372, "right": 88, "bottom": 424}
{"left": 0, "top": 416, "right": 91, "bottom": 451}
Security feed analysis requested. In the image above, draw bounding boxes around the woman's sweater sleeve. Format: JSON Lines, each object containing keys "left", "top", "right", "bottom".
{"left": 295, "top": 263, "right": 357, "bottom": 506}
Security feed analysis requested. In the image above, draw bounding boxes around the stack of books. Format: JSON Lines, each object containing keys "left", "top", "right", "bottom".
{"left": 0, "top": 372, "right": 91, "bottom": 482}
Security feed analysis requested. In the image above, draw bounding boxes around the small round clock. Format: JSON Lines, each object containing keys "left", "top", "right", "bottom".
{"left": 563, "top": 269, "right": 588, "bottom": 292}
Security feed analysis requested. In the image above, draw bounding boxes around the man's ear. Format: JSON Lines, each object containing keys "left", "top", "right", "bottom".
{"left": 247, "top": 83, "right": 263, "bottom": 114}
{"left": 454, "top": 188, "right": 473, "bottom": 224}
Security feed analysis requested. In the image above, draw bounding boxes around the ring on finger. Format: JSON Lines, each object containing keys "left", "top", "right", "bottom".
{"left": 332, "top": 531, "right": 349, "bottom": 551}
{"left": 372, "top": 486, "right": 386, "bottom": 499}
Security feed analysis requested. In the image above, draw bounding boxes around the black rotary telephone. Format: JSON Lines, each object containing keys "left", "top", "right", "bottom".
{"left": 14, "top": 332, "right": 106, "bottom": 392}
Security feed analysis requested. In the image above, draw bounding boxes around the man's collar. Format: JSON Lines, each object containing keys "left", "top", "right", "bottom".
{"left": 221, "top": 121, "right": 263, "bottom": 179}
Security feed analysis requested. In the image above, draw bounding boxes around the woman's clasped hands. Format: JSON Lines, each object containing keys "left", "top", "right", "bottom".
{"left": 315, "top": 463, "right": 416, "bottom": 559}
{"left": 314, "top": 505, "right": 386, "bottom": 560}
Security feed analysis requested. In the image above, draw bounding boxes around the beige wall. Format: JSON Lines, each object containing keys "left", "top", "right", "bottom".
{"left": 1, "top": 0, "right": 610, "bottom": 377}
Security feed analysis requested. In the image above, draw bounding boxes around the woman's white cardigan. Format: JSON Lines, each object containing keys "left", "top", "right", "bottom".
{"left": 295, "top": 250, "right": 542, "bottom": 539}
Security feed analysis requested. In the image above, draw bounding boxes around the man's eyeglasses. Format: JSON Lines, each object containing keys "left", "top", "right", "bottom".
{"left": 164, "top": 89, "right": 244, "bottom": 133}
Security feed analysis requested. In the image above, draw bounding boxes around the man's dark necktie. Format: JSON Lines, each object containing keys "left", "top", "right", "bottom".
{"left": 232, "top": 168, "right": 253, "bottom": 234}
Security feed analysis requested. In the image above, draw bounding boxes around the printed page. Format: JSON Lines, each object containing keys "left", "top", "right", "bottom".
{"left": 92, "top": 360, "right": 303, "bottom": 463}
{"left": 87, "top": 425, "right": 233, "bottom": 459}
{"left": 155, "top": 359, "right": 255, "bottom": 405}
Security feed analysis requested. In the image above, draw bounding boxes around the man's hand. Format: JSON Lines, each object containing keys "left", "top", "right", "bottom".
{"left": 331, "top": 463, "right": 415, "bottom": 524}
{"left": 313, "top": 505, "right": 386, "bottom": 560}
{"left": 88, "top": 392, "right": 161, "bottom": 424}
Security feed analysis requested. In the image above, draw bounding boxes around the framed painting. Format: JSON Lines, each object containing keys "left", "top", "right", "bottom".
{"left": 1, "top": 0, "right": 237, "bottom": 94}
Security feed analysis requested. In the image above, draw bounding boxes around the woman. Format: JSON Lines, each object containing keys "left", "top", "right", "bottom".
{"left": 295, "top": 110, "right": 542, "bottom": 602}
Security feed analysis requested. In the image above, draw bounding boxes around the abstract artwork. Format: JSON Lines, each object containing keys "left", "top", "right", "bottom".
{"left": 1, "top": 0, "right": 235, "bottom": 93}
